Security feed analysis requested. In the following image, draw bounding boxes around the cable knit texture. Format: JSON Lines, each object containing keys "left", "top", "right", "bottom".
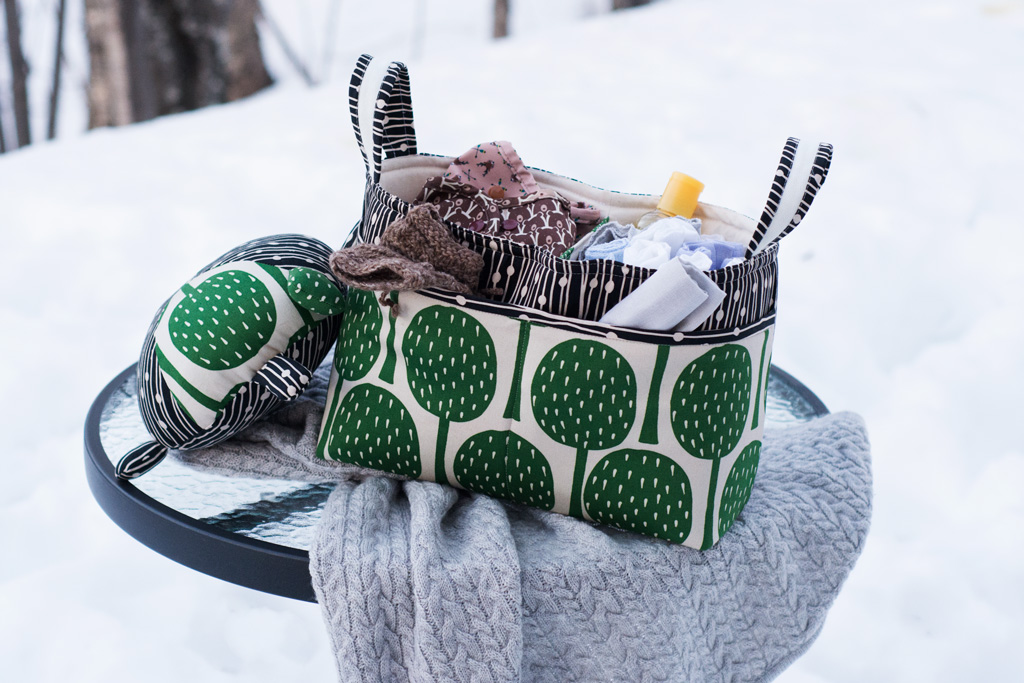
{"left": 186, "top": 365, "right": 872, "bottom": 682}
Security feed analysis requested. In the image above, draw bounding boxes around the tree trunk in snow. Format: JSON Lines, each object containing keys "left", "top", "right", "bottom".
{"left": 493, "top": 0, "right": 509, "bottom": 39}
{"left": 227, "top": 0, "right": 275, "bottom": 98}
{"left": 47, "top": 0, "right": 68, "bottom": 140}
{"left": 0, "top": 99, "right": 7, "bottom": 153}
{"left": 84, "top": 0, "right": 133, "bottom": 127}
{"left": 85, "top": 0, "right": 272, "bottom": 129}
{"left": 612, "top": 0, "right": 650, "bottom": 9}
{"left": 4, "top": 0, "right": 32, "bottom": 147}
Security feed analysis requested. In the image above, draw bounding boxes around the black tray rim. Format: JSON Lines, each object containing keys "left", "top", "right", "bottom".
{"left": 84, "top": 363, "right": 828, "bottom": 603}
{"left": 84, "top": 364, "right": 318, "bottom": 602}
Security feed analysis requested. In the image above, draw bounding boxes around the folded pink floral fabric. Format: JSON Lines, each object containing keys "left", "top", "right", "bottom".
{"left": 441, "top": 140, "right": 543, "bottom": 198}
{"left": 416, "top": 141, "right": 601, "bottom": 254}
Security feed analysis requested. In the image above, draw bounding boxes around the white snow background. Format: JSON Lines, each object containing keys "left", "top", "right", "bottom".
{"left": 2, "top": 0, "right": 1022, "bottom": 680}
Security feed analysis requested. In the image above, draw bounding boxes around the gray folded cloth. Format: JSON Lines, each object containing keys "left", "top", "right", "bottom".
{"left": 183, "top": 365, "right": 872, "bottom": 683}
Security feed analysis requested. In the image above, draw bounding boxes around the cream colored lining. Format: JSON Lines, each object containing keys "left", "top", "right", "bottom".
{"left": 379, "top": 155, "right": 757, "bottom": 245}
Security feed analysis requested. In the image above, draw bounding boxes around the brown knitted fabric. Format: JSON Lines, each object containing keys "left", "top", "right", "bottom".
{"left": 331, "top": 243, "right": 474, "bottom": 294}
{"left": 380, "top": 205, "right": 483, "bottom": 289}
{"left": 330, "top": 205, "right": 484, "bottom": 297}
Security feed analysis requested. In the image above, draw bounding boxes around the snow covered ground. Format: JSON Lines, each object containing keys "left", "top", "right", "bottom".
{"left": 2, "top": 0, "right": 1022, "bottom": 680}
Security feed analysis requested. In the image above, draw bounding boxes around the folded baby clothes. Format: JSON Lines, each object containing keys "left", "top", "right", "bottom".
{"left": 330, "top": 205, "right": 484, "bottom": 301}
{"left": 632, "top": 216, "right": 702, "bottom": 254}
{"left": 416, "top": 141, "right": 600, "bottom": 254}
{"left": 583, "top": 237, "right": 629, "bottom": 263}
{"left": 674, "top": 261, "right": 728, "bottom": 330}
{"left": 568, "top": 220, "right": 633, "bottom": 261}
{"left": 578, "top": 213, "right": 747, "bottom": 276}
{"left": 676, "top": 237, "right": 747, "bottom": 270}
{"left": 598, "top": 256, "right": 727, "bottom": 332}
{"left": 674, "top": 250, "right": 714, "bottom": 272}
{"left": 622, "top": 239, "right": 672, "bottom": 269}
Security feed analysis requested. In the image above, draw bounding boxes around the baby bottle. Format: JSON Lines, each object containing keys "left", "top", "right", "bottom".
{"left": 635, "top": 172, "right": 705, "bottom": 230}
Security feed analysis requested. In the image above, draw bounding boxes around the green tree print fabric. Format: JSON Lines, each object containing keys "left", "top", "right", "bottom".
{"left": 379, "top": 292, "right": 399, "bottom": 384}
{"left": 639, "top": 345, "right": 670, "bottom": 444}
{"left": 502, "top": 319, "right": 532, "bottom": 421}
{"left": 531, "top": 340, "right": 637, "bottom": 518}
{"left": 454, "top": 430, "right": 554, "bottom": 509}
{"left": 671, "top": 345, "right": 752, "bottom": 460}
{"left": 316, "top": 289, "right": 773, "bottom": 549}
{"left": 337, "top": 288, "right": 383, "bottom": 381}
{"left": 169, "top": 270, "right": 277, "bottom": 370}
{"left": 718, "top": 441, "right": 760, "bottom": 537}
{"left": 323, "top": 384, "right": 421, "bottom": 477}
{"left": 154, "top": 261, "right": 317, "bottom": 430}
{"left": 751, "top": 330, "right": 770, "bottom": 430}
{"left": 287, "top": 267, "right": 345, "bottom": 317}
{"left": 403, "top": 306, "right": 497, "bottom": 485}
{"left": 584, "top": 449, "right": 693, "bottom": 544}
{"left": 127, "top": 234, "right": 343, "bottom": 482}
{"left": 670, "top": 344, "right": 752, "bottom": 548}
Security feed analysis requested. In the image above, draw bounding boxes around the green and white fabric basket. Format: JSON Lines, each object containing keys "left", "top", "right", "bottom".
{"left": 316, "top": 55, "right": 832, "bottom": 549}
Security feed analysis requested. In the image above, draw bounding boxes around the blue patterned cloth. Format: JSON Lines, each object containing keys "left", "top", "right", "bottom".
{"left": 583, "top": 237, "right": 629, "bottom": 262}
{"left": 678, "top": 238, "right": 747, "bottom": 270}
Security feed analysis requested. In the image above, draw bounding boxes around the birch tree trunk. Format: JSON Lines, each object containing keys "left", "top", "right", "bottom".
{"left": 84, "top": 0, "right": 133, "bottom": 127}
{"left": 4, "top": 0, "right": 32, "bottom": 147}
{"left": 493, "top": 0, "right": 509, "bottom": 39}
{"left": 85, "top": 0, "right": 272, "bottom": 129}
{"left": 47, "top": 0, "right": 68, "bottom": 140}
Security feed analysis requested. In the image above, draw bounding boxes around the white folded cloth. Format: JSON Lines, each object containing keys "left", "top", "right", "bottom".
{"left": 599, "top": 256, "right": 726, "bottom": 332}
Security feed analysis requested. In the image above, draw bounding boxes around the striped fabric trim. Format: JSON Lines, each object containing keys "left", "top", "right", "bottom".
{"left": 746, "top": 138, "right": 834, "bottom": 257}
{"left": 381, "top": 63, "right": 417, "bottom": 160}
{"left": 136, "top": 235, "right": 342, "bottom": 454}
{"left": 419, "top": 288, "right": 776, "bottom": 346}
{"left": 348, "top": 54, "right": 418, "bottom": 184}
{"left": 207, "top": 234, "right": 344, "bottom": 274}
{"left": 253, "top": 355, "right": 312, "bottom": 401}
{"left": 345, "top": 54, "right": 788, "bottom": 335}
{"left": 115, "top": 441, "right": 168, "bottom": 479}
{"left": 356, "top": 180, "right": 779, "bottom": 332}
{"left": 348, "top": 54, "right": 372, "bottom": 177}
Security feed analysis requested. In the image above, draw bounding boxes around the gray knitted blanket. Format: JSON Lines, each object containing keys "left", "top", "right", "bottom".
{"left": 184, "top": 366, "right": 872, "bottom": 682}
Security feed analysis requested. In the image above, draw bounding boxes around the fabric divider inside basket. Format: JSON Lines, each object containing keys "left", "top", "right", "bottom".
{"left": 360, "top": 156, "right": 776, "bottom": 331}
{"left": 377, "top": 154, "right": 758, "bottom": 246}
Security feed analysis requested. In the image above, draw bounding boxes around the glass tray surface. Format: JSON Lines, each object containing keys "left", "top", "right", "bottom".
{"left": 86, "top": 363, "right": 828, "bottom": 601}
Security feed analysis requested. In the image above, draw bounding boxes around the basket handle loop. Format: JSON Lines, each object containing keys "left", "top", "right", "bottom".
{"left": 745, "top": 138, "right": 833, "bottom": 258}
{"left": 349, "top": 54, "right": 418, "bottom": 184}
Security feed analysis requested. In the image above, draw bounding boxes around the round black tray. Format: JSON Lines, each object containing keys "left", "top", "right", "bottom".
{"left": 85, "top": 363, "right": 828, "bottom": 603}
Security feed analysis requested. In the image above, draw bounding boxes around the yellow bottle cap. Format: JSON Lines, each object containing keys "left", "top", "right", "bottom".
{"left": 657, "top": 172, "right": 705, "bottom": 219}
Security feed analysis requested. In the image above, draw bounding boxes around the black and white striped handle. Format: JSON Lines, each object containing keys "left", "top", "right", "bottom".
{"left": 746, "top": 138, "right": 833, "bottom": 258}
{"left": 348, "top": 54, "right": 418, "bottom": 184}
{"left": 116, "top": 441, "right": 168, "bottom": 480}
